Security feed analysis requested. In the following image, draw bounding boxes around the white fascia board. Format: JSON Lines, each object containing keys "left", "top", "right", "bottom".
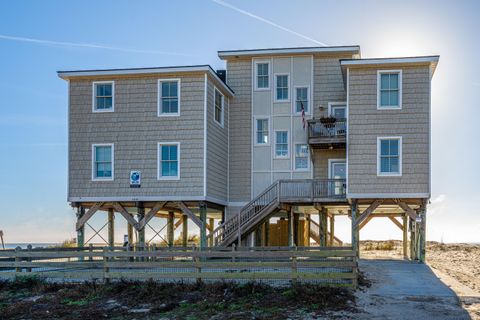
{"left": 57, "top": 65, "right": 234, "bottom": 97}
{"left": 218, "top": 46, "right": 360, "bottom": 59}
{"left": 341, "top": 56, "right": 439, "bottom": 66}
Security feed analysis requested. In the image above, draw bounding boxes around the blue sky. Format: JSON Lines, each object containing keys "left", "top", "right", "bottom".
{"left": 0, "top": 0, "right": 479, "bottom": 243}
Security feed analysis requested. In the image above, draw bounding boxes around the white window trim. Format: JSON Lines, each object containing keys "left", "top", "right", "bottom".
{"left": 254, "top": 60, "right": 270, "bottom": 91}
{"left": 213, "top": 86, "right": 224, "bottom": 128}
{"left": 377, "top": 70, "right": 402, "bottom": 110}
{"left": 254, "top": 116, "right": 270, "bottom": 146}
{"left": 91, "top": 143, "right": 114, "bottom": 181}
{"left": 157, "top": 142, "right": 181, "bottom": 180}
{"left": 92, "top": 81, "right": 115, "bottom": 113}
{"left": 294, "top": 143, "right": 310, "bottom": 171}
{"left": 274, "top": 73, "right": 290, "bottom": 102}
{"left": 327, "top": 101, "right": 347, "bottom": 118}
{"left": 377, "top": 136, "right": 402, "bottom": 177}
{"left": 158, "top": 78, "right": 181, "bottom": 117}
{"left": 274, "top": 130, "right": 290, "bottom": 159}
{"left": 294, "top": 86, "right": 310, "bottom": 115}
{"left": 327, "top": 158, "right": 346, "bottom": 179}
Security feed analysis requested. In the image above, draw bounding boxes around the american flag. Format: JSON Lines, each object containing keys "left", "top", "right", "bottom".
{"left": 300, "top": 101, "right": 306, "bottom": 129}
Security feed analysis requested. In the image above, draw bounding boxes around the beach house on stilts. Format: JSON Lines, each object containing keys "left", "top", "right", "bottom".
{"left": 58, "top": 46, "right": 438, "bottom": 262}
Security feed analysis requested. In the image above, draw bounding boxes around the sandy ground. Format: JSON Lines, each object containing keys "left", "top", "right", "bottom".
{"left": 359, "top": 240, "right": 480, "bottom": 319}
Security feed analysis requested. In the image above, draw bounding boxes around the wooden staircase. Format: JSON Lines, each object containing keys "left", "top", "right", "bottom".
{"left": 210, "top": 179, "right": 347, "bottom": 247}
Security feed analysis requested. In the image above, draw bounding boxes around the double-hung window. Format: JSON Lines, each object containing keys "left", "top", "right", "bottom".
{"left": 93, "top": 81, "right": 114, "bottom": 112}
{"left": 275, "top": 131, "right": 289, "bottom": 158}
{"left": 255, "top": 118, "right": 269, "bottom": 145}
{"left": 295, "top": 144, "right": 309, "bottom": 170}
{"left": 377, "top": 137, "right": 402, "bottom": 176}
{"left": 255, "top": 62, "right": 269, "bottom": 90}
{"left": 377, "top": 70, "right": 402, "bottom": 109}
{"left": 92, "top": 144, "right": 114, "bottom": 180}
{"left": 158, "top": 143, "right": 180, "bottom": 180}
{"left": 295, "top": 87, "right": 309, "bottom": 113}
{"left": 158, "top": 79, "right": 180, "bottom": 116}
{"left": 214, "top": 88, "right": 224, "bottom": 126}
{"left": 275, "top": 74, "right": 289, "bottom": 101}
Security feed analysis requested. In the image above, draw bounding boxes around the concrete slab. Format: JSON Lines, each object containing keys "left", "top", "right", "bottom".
{"left": 348, "top": 259, "right": 472, "bottom": 320}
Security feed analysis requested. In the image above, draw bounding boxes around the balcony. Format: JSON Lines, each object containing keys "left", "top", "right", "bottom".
{"left": 307, "top": 118, "right": 346, "bottom": 149}
{"left": 278, "top": 179, "right": 347, "bottom": 203}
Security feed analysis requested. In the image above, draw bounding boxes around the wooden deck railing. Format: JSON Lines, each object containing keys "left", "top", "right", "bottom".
{"left": 0, "top": 246, "right": 357, "bottom": 287}
{"left": 308, "top": 119, "right": 347, "bottom": 139}
{"left": 211, "top": 179, "right": 346, "bottom": 247}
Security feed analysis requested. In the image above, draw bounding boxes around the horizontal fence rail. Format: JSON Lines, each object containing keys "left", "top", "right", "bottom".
{"left": 0, "top": 246, "right": 357, "bottom": 287}
{"left": 308, "top": 119, "right": 347, "bottom": 139}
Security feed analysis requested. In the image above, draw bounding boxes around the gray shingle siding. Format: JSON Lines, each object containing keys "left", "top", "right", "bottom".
{"left": 69, "top": 74, "right": 205, "bottom": 200}
{"left": 226, "top": 59, "right": 252, "bottom": 202}
{"left": 347, "top": 66, "right": 430, "bottom": 196}
{"left": 206, "top": 75, "right": 229, "bottom": 202}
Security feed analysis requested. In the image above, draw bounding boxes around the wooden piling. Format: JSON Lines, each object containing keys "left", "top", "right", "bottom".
{"left": 182, "top": 215, "right": 188, "bottom": 247}
{"left": 167, "top": 211, "right": 174, "bottom": 247}
{"left": 137, "top": 205, "right": 145, "bottom": 247}
{"left": 351, "top": 201, "right": 358, "bottom": 257}
{"left": 403, "top": 214, "right": 408, "bottom": 259}
{"left": 199, "top": 203, "right": 207, "bottom": 249}
{"left": 77, "top": 206, "right": 85, "bottom": 248}
{"left": 329, "top": 215, "right": 335, "bottom": 246}
{"left": 108, "top": 208, "right": 115, "bottom": 248}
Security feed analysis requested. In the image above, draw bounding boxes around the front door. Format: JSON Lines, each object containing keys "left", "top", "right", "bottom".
{"left": 329, "top": 160, "right": 346, "bottom": 196}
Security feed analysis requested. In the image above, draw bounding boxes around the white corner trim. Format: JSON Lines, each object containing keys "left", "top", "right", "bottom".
{"left": 157, "top": 78, "right": 181, "bottom": 117}
{"left": 91, "top": 143, "right": 114, "bottom": 181}
{"left": 253, "top": 116, "right": 270, "bottom": 146}
{"left": 376, "top": 70, "right": 402, "bottom": 110}
{"left": 92, "top": 81, "right": 115, "bottom": 113}
{"left": 346, "top": 68, "right": 350, "bottom": 194}
{"left": 253, "top": 59, "right": 271, "bottom": 91}
{"left": 203, "top": 74, "right": 208, "bottom": 197}
{"left": 377, "top": 136, "right": 402, "bottom": 177}
{"left": 273, "top": 73, "right": 290, "bottom": 103}
{"left": 157, "top": 142, "right": 181, "bottom": 180}
{"left": 213, "top": 86, "right": 225, "bottom": 128}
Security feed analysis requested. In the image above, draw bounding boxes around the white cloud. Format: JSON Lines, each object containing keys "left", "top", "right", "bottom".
{"left": 0, "top": 34, "right": 193, "bottom": 56}
{"left": 431, "top": 194, "right": 446, "bottom": 204}
{"left": 211, "top": 0, "right": 328, "bottom": 46}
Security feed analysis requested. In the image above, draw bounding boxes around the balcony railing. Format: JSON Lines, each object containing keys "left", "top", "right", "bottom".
{"left": 278, "top": 179, "right": 347, "bottom": 202}
{"left": 307, "top": 118, "right": 347, "bottom": 148}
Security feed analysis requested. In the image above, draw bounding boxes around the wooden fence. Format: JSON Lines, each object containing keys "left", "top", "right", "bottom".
{"left": 0, "top": 246, "right": 357, "bottom": 287}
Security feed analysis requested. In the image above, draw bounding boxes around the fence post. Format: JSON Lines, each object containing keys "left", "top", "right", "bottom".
{"left": 352, "top": 251, "right": 358, "bottom": 289}
{"left": 15, "top": 246, "right": 21, "bottom": 273}
{"left": 292, "top": 246, "right": 298, "bottom": 285}
{"left": 26, "top": 244, "right": 32, "bottom": 273}
{"left": 89, "top": 244, "right": 93, "bottom": 262}
{"left": 103, "top": 247, "right": 110, "bottom": 284}
{"left": 193, "top": 245, "right": 201, "bottom": 284}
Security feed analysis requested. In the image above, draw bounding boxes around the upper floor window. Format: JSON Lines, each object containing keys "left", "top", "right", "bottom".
{"left": 377, "top": 137, "right": 402, "bottom": 176}
{"left": 255, "top": 118, "right": 269, "bottom": 145}
{"left": 275, "top": 74, "right": 289, "bottom": 101}
{"left": 158, "top": 143, "right": 180, "bottom": 180}
{"left": 92, "top": 144, "right": 114, "bottom": 181}
{"left": 93, "top": 81, "right": 114, "bottom": 112}
{"left": 158, "top": 79, "right": 180, "bottom": 116}
{"left": 255, "top": 61, "right": 270, "bottom": 90}
{"left": 214, "top": 88, "right": 224, "bottom": 127}
{"left": 377, "top": 70, "right": 402, "bottom": 109}
{"left": 295, "top": 144, "right": 309, "bottom": 170}
{"left": 275, "top": 131, "right": 289, "bottom": 158}
{"left": 295, "top": 87, "right": 309, "bottom": 113}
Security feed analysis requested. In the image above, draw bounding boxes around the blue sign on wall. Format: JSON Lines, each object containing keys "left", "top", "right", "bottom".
{"left": 130, "top": 171, "right": 141, "bottom": 188}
